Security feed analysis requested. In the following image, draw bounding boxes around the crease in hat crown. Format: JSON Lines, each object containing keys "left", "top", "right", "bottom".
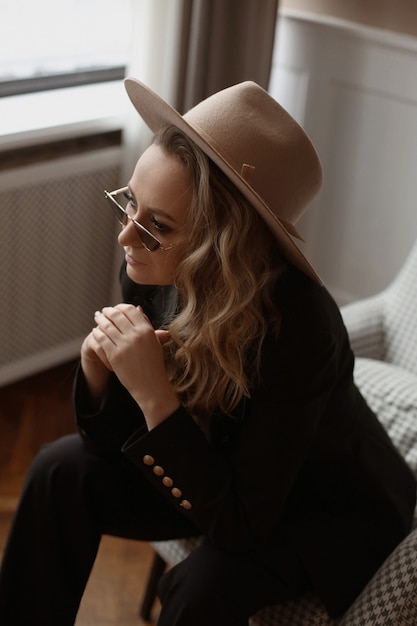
{"left": 124, "top": 78, "right": 323, "bottom": 284}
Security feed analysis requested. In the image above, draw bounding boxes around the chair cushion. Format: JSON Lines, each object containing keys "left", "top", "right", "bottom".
{"left": 339, "top": 528, "right": 417, "bottom": 625}
{"left": 151, "top": 536, "right": 203, "bottom": 566}
{"left": 249, "top": 593, "right": 332, "bottom": 625}
{"left": 384, "top": 242, "right": 417, "bottom": 376}
{"left": 151, "top": 537, "right": 335, "bottom": 625}
{"left": 353, "top": 357, "right": 417, "bottom": 510}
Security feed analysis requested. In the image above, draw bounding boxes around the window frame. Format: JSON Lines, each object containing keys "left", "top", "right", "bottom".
{"left": 0, "top": 66, "right": 126, "bottom": 98}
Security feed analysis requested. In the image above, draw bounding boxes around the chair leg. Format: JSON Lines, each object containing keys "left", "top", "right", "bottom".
{"left": 140, "top": 551, "right": 167, "bottom": 621}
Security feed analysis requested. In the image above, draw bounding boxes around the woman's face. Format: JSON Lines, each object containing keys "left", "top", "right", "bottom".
{"left": 118, "top": 143, "right": 192, "bottom": 285}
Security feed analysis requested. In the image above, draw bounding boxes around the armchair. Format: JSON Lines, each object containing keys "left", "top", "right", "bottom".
{"left": 140, "top": 241, "right": 417, "bottom": 625}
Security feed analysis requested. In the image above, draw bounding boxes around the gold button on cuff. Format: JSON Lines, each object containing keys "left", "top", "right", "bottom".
{"left": 180, "top": 500, "right": 192, "bottom": 510}
{"left": 171, "top": 487, "right": 182, "bottom": 498}
{"left": 153, "top": 465, "right": 164, "bottom": 476}
{"left": 143, "top": 455, "right": 155, "bottom": 466}
{"left": 162, "top": 476, "right": 174, "bottom": 487}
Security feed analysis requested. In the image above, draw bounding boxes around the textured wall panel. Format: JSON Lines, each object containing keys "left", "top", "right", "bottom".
{"left": 0, "top": 148, "right": 121, "bottom": 384}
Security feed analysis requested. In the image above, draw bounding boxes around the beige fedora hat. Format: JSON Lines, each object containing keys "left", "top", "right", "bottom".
{"left": 124, "top": 78, "right": 323, "bottom": 284}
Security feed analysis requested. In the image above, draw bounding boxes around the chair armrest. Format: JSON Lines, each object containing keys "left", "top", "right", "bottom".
{"left": 341, "top": 294, "right": 386, "bottom": 360}
{"left": 339, "top": 527, "right": 417, "bottom": 625}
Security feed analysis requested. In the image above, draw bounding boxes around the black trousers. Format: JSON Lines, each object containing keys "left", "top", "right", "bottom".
{"left": 0, "top": 434, "right": 309, "bottom": 626}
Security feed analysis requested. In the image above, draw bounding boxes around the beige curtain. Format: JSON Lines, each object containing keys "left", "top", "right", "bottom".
{"left": 122, "top": 0, "right": 279, "bottom": 174}
{"left": 175, "top": 0, "right": 279, "bottom": 112}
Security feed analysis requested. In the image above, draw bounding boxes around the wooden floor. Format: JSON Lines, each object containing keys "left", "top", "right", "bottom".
{"left": 0, "top": 361, "right": 160, "bottom": 625}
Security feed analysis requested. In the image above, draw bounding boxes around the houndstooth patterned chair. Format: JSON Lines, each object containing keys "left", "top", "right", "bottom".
{"left": 140, "top": 240, "right": 417, "bottom": 625}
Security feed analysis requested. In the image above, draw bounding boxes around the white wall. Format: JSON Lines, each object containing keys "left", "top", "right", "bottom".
{"left": 280, "top": 0, "right": 417, "bottom": 39}
{"left": 269, "top": 10, "right": 417, "bottom": 304}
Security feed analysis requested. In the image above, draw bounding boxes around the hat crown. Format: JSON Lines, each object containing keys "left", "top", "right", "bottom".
{"left": 124, "top": 77, "right": 323, "bottom": 283}
{"left": 183, "top": 81, "right": 322, "bottom": 226}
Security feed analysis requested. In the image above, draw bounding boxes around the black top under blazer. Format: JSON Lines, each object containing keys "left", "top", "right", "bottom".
{"left": 74, "top": 265, "right": 416, "bottom": 618}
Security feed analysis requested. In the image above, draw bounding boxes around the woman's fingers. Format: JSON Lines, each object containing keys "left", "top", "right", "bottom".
{"left": 91, "top": 326, "right": 116, "bottom": 370}
{"left": 94, "top": 304, "right": 150, "bottom": 336}
{"left": 155, "top": 329, "right": 171, "bottom": 344}
{"left": 92, "top": 305, "right": 155, "bottom": 371}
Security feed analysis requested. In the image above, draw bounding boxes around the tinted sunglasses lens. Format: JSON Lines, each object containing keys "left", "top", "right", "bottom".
{"left": 105, "top": 190, "right": 161, "bottom": 251}
{"left": 106, "top": 194, "right": 128, "bottom": 226}
{"left": 134, "top": 224, "right": 160, "bottom": 251}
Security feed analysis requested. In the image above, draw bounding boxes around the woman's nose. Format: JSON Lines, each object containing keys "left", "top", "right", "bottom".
{"left": 117, "top": 218, "right": 144, "bottom": 248}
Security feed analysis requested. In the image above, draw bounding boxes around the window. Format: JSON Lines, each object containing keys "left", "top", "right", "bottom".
{"left": 0, "top": 0, "right": 132, "bottom": 96}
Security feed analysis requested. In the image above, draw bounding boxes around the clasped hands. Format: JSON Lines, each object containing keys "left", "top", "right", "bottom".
{"left": 81, "top": 303, "right": 180, "bottom": 428}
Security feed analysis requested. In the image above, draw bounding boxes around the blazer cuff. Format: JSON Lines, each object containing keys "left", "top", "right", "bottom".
{"left": 122, "top": 407, "right": 209, "bottom": 516}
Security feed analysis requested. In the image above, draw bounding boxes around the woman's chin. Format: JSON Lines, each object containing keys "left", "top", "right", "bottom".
{"left": 125, "top": 263, "right": 151, "bottom": 285}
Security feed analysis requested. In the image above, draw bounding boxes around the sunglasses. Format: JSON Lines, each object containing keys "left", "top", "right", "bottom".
{"left": 104, "top": 186, "right": 185, "bottom": 252}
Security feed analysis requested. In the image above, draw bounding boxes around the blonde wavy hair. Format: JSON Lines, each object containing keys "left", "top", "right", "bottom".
{"left": 153, "top": 126, "right": 287, "bottom": 420}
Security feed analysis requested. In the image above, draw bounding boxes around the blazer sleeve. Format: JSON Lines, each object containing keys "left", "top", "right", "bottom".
{"left": 73, "top": 364, "right": 147, "bottom": 456}
{"left": 73, "top": 267, "right": 178, "bottom": 455}
{"left": 122, "top": 281, "right": 350, "bottom": 553}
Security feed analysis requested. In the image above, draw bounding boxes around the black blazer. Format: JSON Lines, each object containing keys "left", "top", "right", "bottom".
{"left": 74, "top": 266, "right": 416, "bottom": 618}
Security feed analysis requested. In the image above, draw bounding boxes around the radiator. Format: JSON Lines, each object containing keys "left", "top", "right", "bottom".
{"left": 0, "top": 142, "right": 123, "bottom": 386}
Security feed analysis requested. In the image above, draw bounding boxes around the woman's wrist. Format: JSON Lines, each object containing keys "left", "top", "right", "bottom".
{"left": 134, "top": 387, "right": 181, "bottom": 430}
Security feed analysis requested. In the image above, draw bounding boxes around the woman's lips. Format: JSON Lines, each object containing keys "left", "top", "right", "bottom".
{"left": 125, "top": 252, "right": 146, "bottom": 266}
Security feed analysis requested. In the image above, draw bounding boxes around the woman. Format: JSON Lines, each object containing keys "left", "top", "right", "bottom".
{"left": 0, "top": 80, "right": 415, "bottom": 626}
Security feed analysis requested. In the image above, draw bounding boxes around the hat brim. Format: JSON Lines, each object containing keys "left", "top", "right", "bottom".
{"left": 124, "top": 78, "right": 322, "bottom": 285}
